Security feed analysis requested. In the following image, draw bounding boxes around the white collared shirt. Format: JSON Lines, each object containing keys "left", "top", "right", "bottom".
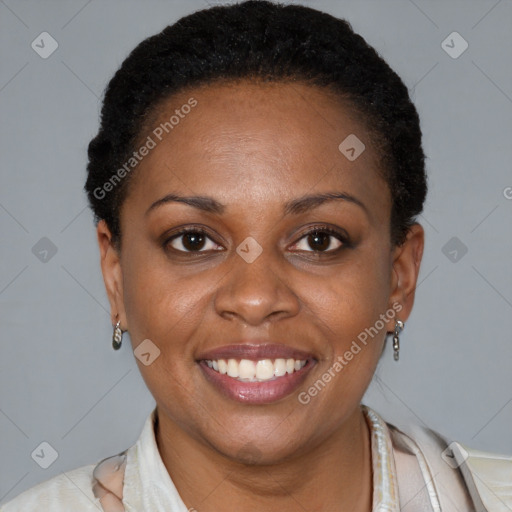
{"left": 2, "top": 405, "right": 507, "bottom": 511}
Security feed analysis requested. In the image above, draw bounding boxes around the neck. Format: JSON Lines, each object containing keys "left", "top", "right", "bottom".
{"left": 155, "top": 405, "right": 373, "bottom": 512}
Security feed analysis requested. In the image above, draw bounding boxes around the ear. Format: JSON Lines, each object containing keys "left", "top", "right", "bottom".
{"left": 386, "top": 223, "right": 424, "bottom": 332}
{"left": 97, "top": 220, "right": 128, "bottom": 330}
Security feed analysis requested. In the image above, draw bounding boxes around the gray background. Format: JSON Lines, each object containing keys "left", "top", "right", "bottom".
{"left": 1, "top": 0, "right": 511, "bottom": 503}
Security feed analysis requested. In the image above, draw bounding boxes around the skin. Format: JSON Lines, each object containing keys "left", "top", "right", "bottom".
{"left": 97, "top": 81, "right": 424, "bottom": 512}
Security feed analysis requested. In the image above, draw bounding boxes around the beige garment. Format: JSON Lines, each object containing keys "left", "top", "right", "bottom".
{"left": 386, "top": 412, "right": 512, "bottom": 511}
{"left": 1, "top": 405, "right": 511, "bottom": 511}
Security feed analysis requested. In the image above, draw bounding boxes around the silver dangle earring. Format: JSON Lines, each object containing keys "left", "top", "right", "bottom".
{"left": 393, "top": 319, "right": 404, "bottom": 361}
{"left": 112, "top": 316, "right": 123, "bottom": 350}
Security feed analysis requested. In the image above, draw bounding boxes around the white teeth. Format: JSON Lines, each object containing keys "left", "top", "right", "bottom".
{"left": 227, "top": 359, "right": 239, "bottom": 378}
{"left": 204, "top": 357, "right": 307, "bottom": 381}
{"left": 256, "top": 360, "right": 274, "bottom": 380}
{"left": 274, "top": 358, "right": 287, "bottom": 377}
{"left": 239, "top": 359, "right": 256, "bottom": 379}
{"left": 218, "top": 359, "right": 228, "bottom": 374}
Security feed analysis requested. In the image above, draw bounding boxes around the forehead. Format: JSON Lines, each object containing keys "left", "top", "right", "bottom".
{"left": 124, "top": 81, "right": 390, "bottom": 223}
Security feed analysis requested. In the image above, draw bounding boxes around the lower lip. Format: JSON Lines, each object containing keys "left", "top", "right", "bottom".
{"left": 198, "top": 360, "right": 316, "bottom": 404}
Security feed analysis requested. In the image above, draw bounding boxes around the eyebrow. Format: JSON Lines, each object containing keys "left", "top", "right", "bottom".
{"left": 145, "top": 191, "right": 368, "bottom": 217}
{"left": 284, "top": 192, "right": 368, "bottom": 216}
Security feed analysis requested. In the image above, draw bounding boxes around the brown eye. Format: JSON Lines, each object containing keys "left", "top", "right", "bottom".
{"left": 291, "top": 227, "right": 348, "bottom": 253}
{"left": 165, "top": 229, "right": 223, "bottom": 253}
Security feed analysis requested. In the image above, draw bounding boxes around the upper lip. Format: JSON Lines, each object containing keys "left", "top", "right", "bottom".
{"left": 196, "top": 342, "right": 316, "bottom": 361}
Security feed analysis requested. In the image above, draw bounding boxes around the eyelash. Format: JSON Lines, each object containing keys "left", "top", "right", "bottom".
{"left": 163, "top": 225, "right": 350, "bottom": 255}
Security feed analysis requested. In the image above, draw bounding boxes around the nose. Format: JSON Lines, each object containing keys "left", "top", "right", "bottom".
{"left": 214, "top": 246, "right": 301, "bottom": 326}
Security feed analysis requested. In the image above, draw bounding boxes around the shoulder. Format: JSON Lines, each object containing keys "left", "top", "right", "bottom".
{"left": 385, "top": 411, "right": 512, "bottom": 511}
{"left": 0, "top": 464, "right": 99, "bottom": 512}
{"left": 1, "top": 411, "right": 156, "bottom": 512}
{"left": 456, "top": 442, "right": 512, "bottom": 511}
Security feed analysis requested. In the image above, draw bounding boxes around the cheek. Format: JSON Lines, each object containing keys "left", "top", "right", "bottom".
{"left": 305, "top": 249, "right": 390, "bottom": 332}
{"left": 122, "top": 228, "right": 392, "bottom": 351}
{"left": 121, "top": 239, "right": 205, "bottom": 344}
{"left": 300, "top": 249, "right": 391, "bottom": 399}
{"left": 120, "top": 251, "right": 211, "bottom": 419}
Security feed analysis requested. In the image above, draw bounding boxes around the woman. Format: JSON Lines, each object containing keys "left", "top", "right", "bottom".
{"left": 2, "top": 1, "right": 510, "bottom": 511}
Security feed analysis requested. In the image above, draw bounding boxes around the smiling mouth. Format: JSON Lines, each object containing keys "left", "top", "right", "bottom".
{"left": 196, "top": 342, "right": 317, "bottom": 404}
{"left": 202, "top": 357, "right": 308, "bottom": 382}
{"left": 198, "top": 357, "right": 316, "bottom": 404}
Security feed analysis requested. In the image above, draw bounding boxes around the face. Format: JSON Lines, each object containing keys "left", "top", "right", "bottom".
{"left": 98, "top": 81, "right": 423, "bottom": 463}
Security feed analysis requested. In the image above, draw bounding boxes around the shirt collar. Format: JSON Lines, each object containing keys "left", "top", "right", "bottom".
{"left": 123, "top": 405, "right": 401, "bottom": 511}
{"left": 362, "top": 404, "right": 401, "bottom": 512}
{"left": 123, "top": 408, "right": 188, "bottom": 511}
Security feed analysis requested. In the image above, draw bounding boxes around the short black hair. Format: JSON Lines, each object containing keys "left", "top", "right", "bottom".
{"left": 85, "top": 0, "right": 427, "bottom": 249}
